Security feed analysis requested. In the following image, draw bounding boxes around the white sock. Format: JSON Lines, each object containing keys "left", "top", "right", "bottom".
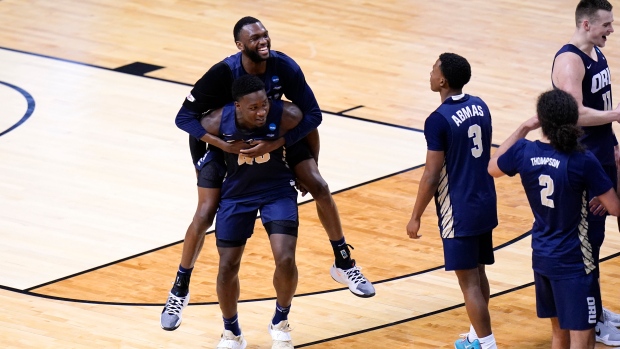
{"left": 468, "top": 324, "right": 479, "bottom": 341}
{"left": 478, "top": 333, "right": 497, "bottom": 349}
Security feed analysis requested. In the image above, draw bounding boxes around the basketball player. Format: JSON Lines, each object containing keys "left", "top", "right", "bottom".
{"left": 552, "top": 1, "right": 620, "bottom": 345}
{"left": 489, "top": 89, "right": 620, "bottom": 349}
{"left": 161, "top": 16, "right": 374, "bottom": 331}
{"left": 202, "top": 75, "right": 304, "bottom": 349}
{"left": 406, "top": 53, "right": 498, "bottom": 349}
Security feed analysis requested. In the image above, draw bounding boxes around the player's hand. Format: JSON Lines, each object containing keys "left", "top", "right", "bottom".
{"left": 225, "top": 140, "right": 253, "bottom": 154}
{"left": 406, "top": 217, "right": 422, "bottom": 239}
{"left": 239, "top": 140, "right": 280, "bottom": 158}
{"left": 590, "top": 197, "right": 607, "bottom": 216}
{"left": 295, "top": 179, "right": 309, "bottom": 196}
{"left": 524, "top": 115, "right": 541, "bottom": 131}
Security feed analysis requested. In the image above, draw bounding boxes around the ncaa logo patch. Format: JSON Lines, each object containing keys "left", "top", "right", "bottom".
{"left": 272, "top": 76, "right": 280, "bottom": 84}
{"left": 269, "top": 123, "right": 277, "bottom": 131}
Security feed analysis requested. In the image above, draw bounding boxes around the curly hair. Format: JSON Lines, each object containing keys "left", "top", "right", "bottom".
{"left": 537, "top": 89, "right": 584, "bottom": 153}
{"left": 438, "top": 53, "right": 471, "bottom": 90}
{"left": 231, "top": 75, "right": 265, "bottom": 101}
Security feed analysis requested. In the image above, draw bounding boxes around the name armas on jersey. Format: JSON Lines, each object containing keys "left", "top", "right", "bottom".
{"left": 450, "top": 104, "right": 485, "bottom": 127}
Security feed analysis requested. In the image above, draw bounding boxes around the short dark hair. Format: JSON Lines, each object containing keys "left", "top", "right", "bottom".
{"left": 575, "top": 0, "right": 613, "bottom": 26}
{"left": 438, "top": 53, "right": 471, "bottom": 90}
{"left": 233, "top": 16, "right": 261, "bottom": 41}
{"left": 231, "top": 75, "right": 265, "bottom": 101}
{"left": 537, "top": 89, "right": 584, "bottom": 153}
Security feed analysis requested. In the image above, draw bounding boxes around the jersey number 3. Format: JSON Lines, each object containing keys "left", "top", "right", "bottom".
{"left": 468, "top": 124, "right": 483, "bottom": 158}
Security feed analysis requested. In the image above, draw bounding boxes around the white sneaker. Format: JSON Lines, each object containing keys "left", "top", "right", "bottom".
{"left": 268, "top": 320, "right": 294, "bottom": 349}
{"left": 160, "top": 292, "right": 190, "bottom": 331}
{"left": 330, "top": 262, "right": 375, "bottom": 298}
{"left": 604, "top": 307, "right": 620, "bottom": 327}
{"left": 216, "top": 329, "right": 247, "bottom": 349}
{"left": 596, "top": 321, "right": 620, "bottom": 346}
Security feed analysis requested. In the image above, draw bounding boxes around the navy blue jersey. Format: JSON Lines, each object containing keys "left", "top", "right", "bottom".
{"left": 498, "top": 139, "right": 613, "bottom": 279}
{"left": 552, "top": 44, "right": 615, "bottom": 166}
{"left": 218, "top": 100, "right": 295, "bottom": 200}
{"left": 424, "top": 94, "right": 498, "bottom": 238}
{"left": 178, "top": 51, "right": 321, "bottom": 146}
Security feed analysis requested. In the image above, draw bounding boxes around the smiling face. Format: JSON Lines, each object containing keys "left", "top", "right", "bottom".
{"left": 236, "top": 22, "right": 271, "bottom": 63}
{"left": 585, "top": 9, "right": 614, "bottom": 47}
{"left": 234, "top": 89, "right": 269, "bottom": 129}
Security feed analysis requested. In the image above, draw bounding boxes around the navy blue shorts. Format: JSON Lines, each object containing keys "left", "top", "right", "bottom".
{"left": 442, "top": 231, "right": 494, "bottom": 271}
{"left": 195, "top": 146, "right": 226, "bottom": 189}
{"left": 534, "top": 271, "right": 601, "bottom": 330}
{"left": 286, "top": 138, "right": 314, "bottom": 169}
{"left": 215, "top": 191, "right": 298, "bottom": 242}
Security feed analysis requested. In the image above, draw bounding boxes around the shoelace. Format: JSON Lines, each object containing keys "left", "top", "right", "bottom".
{"left": 344, "top": 266, "right": 367, "bottom": 284}
{"left": 164, "top": 294, "right": 186, "bottom": 315}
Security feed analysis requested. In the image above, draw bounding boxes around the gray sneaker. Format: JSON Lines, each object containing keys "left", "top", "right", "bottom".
{"left": 330, "top": 262, "right": 375, "bottom": 298}
{"left": 596, "top": 320, "right": 620, "bottom": 346}
{"left": 604, "top": 307, "right": 620, "bottom": 327}
{"left": 160, "top": 292, "right": 190, "bottom": 331}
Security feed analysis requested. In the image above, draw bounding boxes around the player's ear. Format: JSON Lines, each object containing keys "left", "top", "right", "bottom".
{"left": 235, "top": 41, "right": 243, "bottom": 51}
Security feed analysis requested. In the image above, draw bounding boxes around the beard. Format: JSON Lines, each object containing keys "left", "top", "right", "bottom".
{"left": 244, "top": 43, "right": 270, "bottom": 63}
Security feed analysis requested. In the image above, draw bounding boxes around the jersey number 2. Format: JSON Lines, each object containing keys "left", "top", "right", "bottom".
{"left": 539, "top": 174, "right": 555, "bottom": 208}
{"left": 468, "top": 124, "right": 483, "bottom": 158}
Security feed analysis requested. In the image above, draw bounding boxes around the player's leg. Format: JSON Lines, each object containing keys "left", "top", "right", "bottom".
{"left": 262, "top": 193, "right": 299, "bottom": 349}
{"left": 549, "top": 318, "right": 570, "bottom": 349}
{"left": 161, "top": 142, "right": 226, "bottom": 331}
{"left": 216, "top": 242, "right": 245, "bottom": 325}
{"left": 213, "top": 200, "right": 259, "bottom": 349}
{"left": 215, "top": 241, "right": 248, "bottom": 349}
{"left": 287, "top": 140, "right": 375, "bottom": 297}
{"left": 445, "top": 233, "right": 496, "bottom": 349}
{"left": 454, "top": 268, "right": 492, "bottom": 336}
{"left": 267, "top": 224, "right": 298, "bottom": 317}
{"left": 550, "top": 272, "right": 600, "bottom": 349}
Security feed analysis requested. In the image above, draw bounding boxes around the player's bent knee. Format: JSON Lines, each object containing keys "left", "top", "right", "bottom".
{"left": 307, "top": 180, "right": 331, "bottom": 200}
{"left": 192, "top": 208, "right": 216, "bottom": 231}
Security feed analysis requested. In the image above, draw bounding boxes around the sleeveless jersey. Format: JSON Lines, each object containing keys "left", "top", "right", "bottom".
{"left": 425, "top": 94, "right": 498, "bottom": 238}
{"left": 552, "top": 44, "right": 614, "bottom": 166}
{"left": 218, "top": 100, "right": 295, "bottom": 200}
{"left": 498, "top": 140, "right": 613, "bottom": 279}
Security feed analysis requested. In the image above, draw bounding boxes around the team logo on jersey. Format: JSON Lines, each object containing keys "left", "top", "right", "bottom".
{"left": 269, "top": 123, "right": 277, "bottom": 131}
{"left": 186, "top": 93, "right": 195, "bottom": 102}
{"left": 272, "top": 76, "right": 280, "bottom": 84}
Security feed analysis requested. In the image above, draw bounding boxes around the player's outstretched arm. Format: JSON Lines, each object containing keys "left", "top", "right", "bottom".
{"left": 488, "top": 116, "right": 539, "bottom": 177}
{"left": 597, "top": 188, "right": 620, "bottom": 217}
{"left": 406, "top": 150, "right": 444, "bottom": 239}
